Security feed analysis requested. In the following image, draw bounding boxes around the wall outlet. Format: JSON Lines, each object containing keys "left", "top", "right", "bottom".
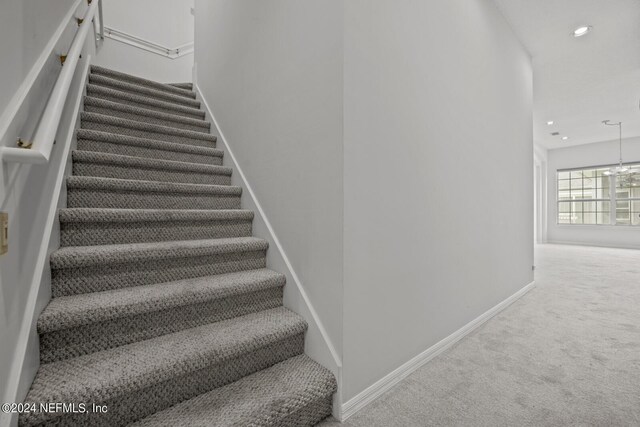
{"left": 1, "top": 212, "right": 7, "bottom": 255}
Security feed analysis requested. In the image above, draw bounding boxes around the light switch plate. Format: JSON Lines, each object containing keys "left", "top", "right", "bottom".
{"left": 1, "top": 212, "right": 7, "bottom": 255}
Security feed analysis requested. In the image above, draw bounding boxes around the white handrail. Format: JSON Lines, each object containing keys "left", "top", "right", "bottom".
{"left": 103, "top": 26, "right": 194, "bottom": 59}
{"left": 1, "top": 0, "right": 101, "bottom": 165}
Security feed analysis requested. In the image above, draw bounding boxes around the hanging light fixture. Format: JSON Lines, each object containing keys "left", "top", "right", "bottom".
{"left": 601, "top": 120, "right": 629, "bottom": 177}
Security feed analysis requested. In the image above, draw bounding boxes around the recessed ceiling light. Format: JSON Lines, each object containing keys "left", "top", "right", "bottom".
{"left": 547, "top": 121, "right": 554, "bottom": 125}
{"left": 573, "top": 26, "right": 592, "bottom": 37}
{"left": 562, "top": 136, "right": 569, "bottom": 140}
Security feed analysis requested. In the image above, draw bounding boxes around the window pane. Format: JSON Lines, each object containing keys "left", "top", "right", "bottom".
{"left": 597, "top": 201, "right": 610, "bottom": 212}
{"left": 558, "top": 179, "right": 570, "bottom": 190}
{"left": 598, "top": 212, "right": 611, "bottom": 225}
{"left": 572, "top": 211, "right": 583, "bottom": 224}
{"left": 583, "top": 213, "right": 596, "bottom": 224}
{"left": 583, "top": 201, "right": 596, "bottom": 212}
{"left": 582, "top": 188, "right": 596, "bottom": 199}
{"left": 583, "top": 178, "right": 595, "bottom": 190}
{"left": 570, "top": 171, "right": 584, "bottom": 179}
{"left": 558, "top": 202, "right": 571, "bottom": 224}
{"left": 555, "top": 166, "right": 640, "bottom": 225}
{"left": 570, "top": 178, "right": 582, "bottom": 189}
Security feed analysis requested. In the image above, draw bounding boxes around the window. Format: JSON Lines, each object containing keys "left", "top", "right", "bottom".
{"left": 615, "top": 163, "right": 640, "bottom": 226}
{"left": 557, "top": 163, "right": 640, "bottom": 226}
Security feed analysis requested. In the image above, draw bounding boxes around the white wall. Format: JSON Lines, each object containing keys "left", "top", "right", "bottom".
{"left": 0, "top": 0, "right": 77, "bottom": 118}
{"left": 93, "top": 0, "right": 194, "bottom": 82}
{"left": 194, "top": 0, "right": 344, "bottom": 373}
{"left": 194, "top": 0, "right": 534, "bottom": 410}
{"left": 0, "top": 0, "right": 91, "bottom": 421}
{"left": 547, "top": 137, "right": 640, "bottom": 249}
{"left": 342, "top": 0, "right": 534, "bottom": 402}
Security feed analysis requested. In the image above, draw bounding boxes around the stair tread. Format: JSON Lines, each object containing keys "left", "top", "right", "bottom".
{"left": 72, "top": 151, "right": 232, "bottom": 175}
{"left": 39, "top": 268, "right": 286, "bottom": 332}
{"left": 24, "top": 307, "right": 306, "bottom": 405}
{"left": 91, "top": 65, "right": 196, "bottom": 99}
{"left": 81, "top": 112, "right": 216, "bottom": 143}
{"left": 86, "top": 84, "right": 205, "bottom": 118}
{"left": 168, "top": 82, "right": 194, "bottom": 90}
{"left": 50, "top": 236, "right": 268, "bottom": 269}
{"left": 132, "top": 354, "right": 336, "bottom": 427}
{"left": 59, "top": 208, "right": 254, "bottom": 223}
{"left": 67, "top": 176, "right": 241, "bottom": 195}
{"left": 84, "top": 96, "right": 210, "bottom": 128}
{"left": 89, "top": 74, "right": 201, "bottom": 108}
{"left": 76, "top": 129, "right": 223, "bottom": 157}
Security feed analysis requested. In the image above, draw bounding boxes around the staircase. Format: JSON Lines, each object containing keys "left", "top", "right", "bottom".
{"left": 19, "top": 65, "right": 336, "bottom": 426}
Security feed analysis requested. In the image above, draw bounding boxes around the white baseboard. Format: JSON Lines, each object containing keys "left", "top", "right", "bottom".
{"left": 194, "top": 85, "right": 343, "bottom": 416}
{"left": 546, "top": 240, "right": 640, "bottom": 251}
{"left": 340, "top": 280, "right": 536, "bottom": 421}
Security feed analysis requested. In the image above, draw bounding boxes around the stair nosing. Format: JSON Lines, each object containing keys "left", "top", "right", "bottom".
{"left": 58, "top": 208, "right": 254, "bottom": 223}
{"left": 25, "top": 307, "right": 306, "bottom": 405}
{"left": 86, "top": 84, "right": 205, "bottom": 118}
{"left": 76, "top": 129, "right": 223, "bottom": 157}
{"left": 50, "top": 236, "right": 268, "bottom": 269}
{"left": 81, "top": 112, "right": 217, "bottom": 142}
{"left": 66, "top": 176, "right": 241, "bottom": 195}
{"left": 90, "top": 65, "right": 196, "bottom": 99}
{"left": 84, "top": 96, "right": 210, "bottom": 128}
{"left": 131, "top": 354, "right": 336, "bottom": 427}
{"left": 38, "top": 269, "right": 286, "bottom": 333}
{"left": 72, "top": 151, "right": 232, "bottom": 175}
{"left": 88, "top": 74, "right": 201, "bottom": 108}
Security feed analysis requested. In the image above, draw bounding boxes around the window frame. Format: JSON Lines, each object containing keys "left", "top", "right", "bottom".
{"left": 556, "top": 162, "right": 640, "bottom": 227}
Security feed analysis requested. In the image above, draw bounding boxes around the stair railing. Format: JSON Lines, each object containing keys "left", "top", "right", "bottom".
{"left": 1, "top": 0, "right": 103, "bottom": 165}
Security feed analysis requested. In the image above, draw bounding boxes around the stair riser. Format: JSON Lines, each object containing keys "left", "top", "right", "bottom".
{"left": 73, "top": 162, "right": 232, "bottom": 186}
{"left": 89, "top": 75, "right": 200, "bottom": 108}
{"left": 87, "top": 86, "right": 203, "bottom": 120}
{"left": 23, "top": 334, "right": 304, "bottom": 427}
{"left": 91, "top": 68, "right": 196, "bottom": 99}
{"left": 51, "top": 250, "right": 267, "bottom": 297}
{"left": 67, "top": 189, "right": 240, "bottom": 210}
{"left": 77, "top": 139, "right": 223, "bottom": 165}
{"left": 40, "top": 287, "right": 284, "bottom": 363}
{"left": 84, "top": 105, "right": 210, "bottom": 133}
{"left": 170, "top": 83, "right": 193, "bottom": 90}
{"left": 81, "top": 121, "right": 216, "bottom": 149}
{"left": 60, "top": 219, "right": 253, "bottom": 246}
{"left": 279, "top": 395, "right": 335, "bottom": 426}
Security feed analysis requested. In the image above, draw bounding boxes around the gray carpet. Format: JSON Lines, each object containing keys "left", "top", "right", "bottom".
{"left": 322, "top": 244, "right": 640, "bottom": 426}
{"left": 19, "top": 65, "right": 336, "bottom": 426}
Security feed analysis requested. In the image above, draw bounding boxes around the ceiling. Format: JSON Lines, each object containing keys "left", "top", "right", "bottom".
{"left": 493, "top": 0, "right": 640, "bottom": 150}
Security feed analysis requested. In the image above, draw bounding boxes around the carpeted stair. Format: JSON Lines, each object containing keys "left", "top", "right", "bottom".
{"left": 19, "top": 65, "right": 336, "bottom": 426}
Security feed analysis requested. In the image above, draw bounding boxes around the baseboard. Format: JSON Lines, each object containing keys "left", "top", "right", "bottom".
{"left": 194, "top": 85, "right": 343, "bottom": 416}
{"left": 546, "top": 240, "right": 640, "bottom": 251}
{"left": 340, "top": 280, "right": 536, "bottom": 421}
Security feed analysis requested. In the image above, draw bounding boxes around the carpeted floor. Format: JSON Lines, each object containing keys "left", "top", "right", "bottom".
{"left": 322, "top": 244, "right": 640, "bottom": 426}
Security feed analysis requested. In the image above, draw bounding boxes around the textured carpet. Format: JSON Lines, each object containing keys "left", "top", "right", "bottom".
{"left": 19, "top": 65, "right": 336, "bottom": 426}
{"left": 321, "top": 244, "right": 640, "bottom": 426}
